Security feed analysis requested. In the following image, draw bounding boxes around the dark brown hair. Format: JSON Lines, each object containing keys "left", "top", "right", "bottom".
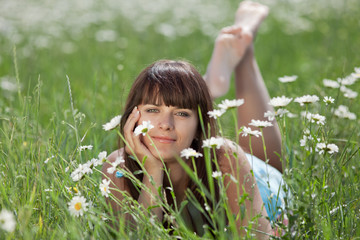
{"left": 119, "top": 59, "right": 219, "bottom": 229}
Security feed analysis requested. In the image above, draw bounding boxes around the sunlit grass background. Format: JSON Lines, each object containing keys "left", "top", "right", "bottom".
{"left": 1, "top": 0, "right": 359, "bottom": 238}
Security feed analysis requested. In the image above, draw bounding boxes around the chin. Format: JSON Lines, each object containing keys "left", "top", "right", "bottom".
{"left": 151, "top": 149, "right": 178, "bottom": 162}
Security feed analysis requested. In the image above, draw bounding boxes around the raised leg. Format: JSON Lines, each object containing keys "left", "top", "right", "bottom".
{"left": 234, "top": 46, "right": 282, "bottom": 172}
{"left": 204, "top": 25, "right": 252, "bottom": 99}
{"left": 204, "top": 1, "right": 283, "bottom": 172}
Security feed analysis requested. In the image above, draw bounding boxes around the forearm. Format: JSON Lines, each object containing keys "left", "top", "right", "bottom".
{"left": 137, "top": 168, "right": 164, "bottom": 221}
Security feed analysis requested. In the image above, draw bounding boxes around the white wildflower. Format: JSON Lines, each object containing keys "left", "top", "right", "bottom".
{"left": 0, "top": 76, "right": 18, "bottom": 92}
{"left": 323, "top": 79, "right": 340, "bottom": 88}
{"left": 264, "top": 110, "right": 276, "bottom": 121}
{"left": 107, "top": 156, "right": 125, "bottom": 174}
{"left": 70, "top": 164, "right": 86, "bottom": 182}
{"left": 102, "top": 115, "right": 122, "bottom": 131}
{"left": 134, "top": 121, "right": 154, "bottom": 136}
{"left": 337, "top": 75, "right": 357, "bottom": 86}
{"left": 78, "top": 145, "right": 93, "bottom": 152}
{"left": 0, "top": 209, "right": 16, "bottom": 232}
{"left": 98, "top": 151, "right": 108, "bottom": 164}
{"left": 99, "top": 179, "right": 111, "bottom": 198}
{"left": 323, "top": 96, "right": 335, "bottom": 105}
{"left": 315, "top": 143, "right": 339, "bottom": 155}
{"left": 334, "top": 105, "right": 356, "bottom": 120}
{"left": 82, "top": 162, "right": 93, "bottom": 175}
{"left": 212, "top": 171, "right": 222, "bottom": 178}
{"left": 294, "top": 95, "right": 319, "bottom": 106}
{"left": 268, "top": 96, "right": 293, "bottom": 108}
{"left": 352, "top": 67, "right": 360, "bottom": 78}
{"left": 218, "top": 99, "right": 244, "bottom": 110}
{"left": 340, "top": 86, "right": 358, "bottom": 99}
{"left": 68, "top": 195, "right": 89, "bottom": 217}
{"left": 202, "top": 137, "right": 225, "bottom": 149}
{"left": 286, "top": 112, "right": 298, "bottom": 118}
{"left": 180, "top": 148, "right": 203, "bottom": 159}
{"left": 249, "top": 119, "right": 273, "bottom": 128}
{"left": 304, "top": 112, "right": 326, "bottom": 125}
{"left": 207, "top": 109, "right": 226, "bottom": 119}
{"left": 86, "top": 158, "right": 100, "bottom": 168}
{"left": 241, "top": 127, "right": 262, "bottom": 138}
{"left": 278, "top": 75, "right": 297, "bottom": 83}
{"left": 327, "top": 144, "right": 339, "bottom": 154}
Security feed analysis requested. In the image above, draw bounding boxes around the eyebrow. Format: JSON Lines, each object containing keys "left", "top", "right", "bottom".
{"left": 143, "top": 103, "right": 193, "bottom": 110}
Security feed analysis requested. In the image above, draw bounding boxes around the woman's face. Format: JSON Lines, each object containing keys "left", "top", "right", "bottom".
{"left": 137, "top": 103, "right": 198, "bottom": 162}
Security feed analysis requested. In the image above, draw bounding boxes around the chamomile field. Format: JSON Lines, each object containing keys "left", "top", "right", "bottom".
{"left": 0, "top": 0, "right": 360, "bottom": 239}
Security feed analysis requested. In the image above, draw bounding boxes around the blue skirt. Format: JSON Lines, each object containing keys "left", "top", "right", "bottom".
{"left": 245, "top": 153, "right": 286, "bottom": 222}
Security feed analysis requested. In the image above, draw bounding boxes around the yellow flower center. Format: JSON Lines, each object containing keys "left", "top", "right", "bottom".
{"left": 74, "top": 202, "right": 82, "bottom": 211}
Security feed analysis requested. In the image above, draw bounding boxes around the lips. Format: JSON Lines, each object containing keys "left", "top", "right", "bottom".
{"left": 151, "top": 136, "right": 176, "bottom": 144}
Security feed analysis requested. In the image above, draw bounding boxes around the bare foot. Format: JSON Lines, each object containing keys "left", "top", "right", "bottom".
{"left": 235, "top": 1, "right": 269, "bottom": 36}
{"left": 204, "top": 25, "right": 253, "bottom": 99}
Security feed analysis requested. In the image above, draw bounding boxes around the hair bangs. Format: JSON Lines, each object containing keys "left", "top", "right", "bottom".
{"left": 140, "top": 70, "right": 201, "bottom": 110}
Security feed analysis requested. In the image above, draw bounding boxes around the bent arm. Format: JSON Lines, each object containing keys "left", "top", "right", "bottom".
{"left": 219, "top": 140, "right": 272, "bottom": 238}
{"left": 102, "top": 149, "right": 164, "bottom": 228}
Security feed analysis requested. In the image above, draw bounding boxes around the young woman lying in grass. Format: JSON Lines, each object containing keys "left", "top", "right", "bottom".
{"left": 102, "top": 1, "right": 285, "bottom": 238}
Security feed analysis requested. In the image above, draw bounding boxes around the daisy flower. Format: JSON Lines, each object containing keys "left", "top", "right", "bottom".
{"left": 180, "top": 148, "right": 203, "bottom": 159}
{"left": 323, "top": 96, "right": 335, "bottom": 105}
{"left": 212, "top": 171, "right": 222, "bottom": 178}
{"left": 303, "top": 112, "right": 326, "bottom": 125}
{"left": 248, "top": 119, "right": 273, "bottom": 128}
{"left": 352, "top": 67, "right": 360, "bottom": 78}
{"left": 315, "top": 143, "right": 339, "bottom": 155}
{"left": 294, "top": 95, "right": 319, "bottom": 106}
{"left": 278, "top": 75, "right": 298, "bottom": 83}
{"left": 340, "top": 86, "right": 358, "bottom": 99}
{"left": 86, "top": 158, "right": 100, "bottom": 169}
{"left": 100, "top": 179, "right": 111, "bottom": 198}
{"left": 202, "top": 137, "right": 225, "bottom": 149}
{"left": 0, "top": 209, "right": 16, "bottom": 232}
{"left": 337, "top": 75, "right": 357, "bottom": 86}
{"left": 218, "top": 99, "right": 244, "bottom": 110}
{"left": 264, "top": 109, "right": 291, "bottom": 121}
{"left": 107, "top": 156, "right": 125, "bottom": 174}
{"left": 102, "top": 115, "right": 122, "bottom": 131}
{"left": 240, "top": 127, "right": 262, "bottom": 138}
{"left": 98, "top": 151, "right": 108, "bottom": 164}
{"left": 78, "top": 145, "right": 93, "bottom": 152}
{"left": 134, "top": 121, "right": 154, "bottom": 136}
{"left": 207, "top": 109, "right": 226, "bottom": 119}
{"left": 68, "top": 195, "right": 89, "bottom": 217}
{"left": 268, "top": 96, "right": 293, "bottom": 108}
{"left": 323, "top": 79, "right": 340, "bottom": 88}
{"left": 334, "top": 105, "right": 356, "bottom": 120}
{"left": 70, "top": 164, "right": 87, "bottom": 182}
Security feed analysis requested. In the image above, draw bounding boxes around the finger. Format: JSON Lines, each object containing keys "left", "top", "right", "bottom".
{"left": 123, "top": 106, "right": 140, "bottom": 151}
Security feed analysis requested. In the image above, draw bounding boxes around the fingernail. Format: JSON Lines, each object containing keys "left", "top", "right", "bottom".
{"left": 135, "top": 110, "right": 139, "bottom": 116}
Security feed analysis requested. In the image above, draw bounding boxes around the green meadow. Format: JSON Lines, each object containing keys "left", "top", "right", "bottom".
{"left": 0, "top": 0, "right": 359, "bottom": 239}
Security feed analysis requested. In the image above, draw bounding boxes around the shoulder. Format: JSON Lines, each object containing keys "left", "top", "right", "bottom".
{"left": 107, "top": 148, "right": 125, "bottom": 162}
{"left": 217, "top": 138, "right": 251, "bottom": 174}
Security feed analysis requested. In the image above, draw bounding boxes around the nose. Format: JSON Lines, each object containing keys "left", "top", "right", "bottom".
{"left": 158, "top": 113, "right": 174, "bottom": 131}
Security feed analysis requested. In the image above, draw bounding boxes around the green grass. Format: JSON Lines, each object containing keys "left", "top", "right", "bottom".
{"left": 1, "top": 1, "right": 360, "bottom": 239}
